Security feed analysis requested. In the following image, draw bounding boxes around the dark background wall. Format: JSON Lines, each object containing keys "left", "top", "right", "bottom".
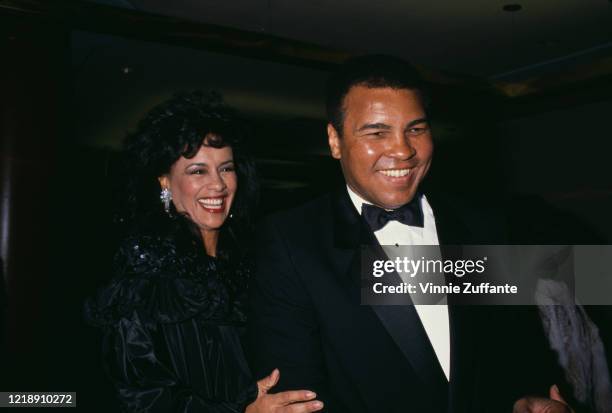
{"left": 1, "top": 1, "right": 611, "bottom": 411}
{"left": 499, "top": 99, "right": 612, "bottom": 241}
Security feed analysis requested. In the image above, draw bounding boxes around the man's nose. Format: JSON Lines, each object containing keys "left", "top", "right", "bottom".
{"left": 388, "top": 133, "right": 416, "bottom": 160}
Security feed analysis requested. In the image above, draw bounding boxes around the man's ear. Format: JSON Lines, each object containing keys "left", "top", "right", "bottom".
{"left": 158, "top": 175, "right": 170, "bottom": 190}
{"left": 327, "top": 123, "right": 342, "bottom": 160}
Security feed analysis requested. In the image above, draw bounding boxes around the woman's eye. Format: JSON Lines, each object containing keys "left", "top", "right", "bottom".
{"left": 221, "top": 166, "right": 235, "bottom": 173}
{"left": 190, "top": 169, "right": 205, "bottom": 175}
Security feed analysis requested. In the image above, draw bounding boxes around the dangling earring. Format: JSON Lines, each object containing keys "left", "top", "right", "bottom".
{"left": 160, "top": 188, "right": 172, "bottom": 214}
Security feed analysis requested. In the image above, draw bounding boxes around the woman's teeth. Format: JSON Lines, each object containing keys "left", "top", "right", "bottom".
{"left": 380, "top": 169, "right": 410, "bottom": 177}
{"left": 198, "top": 198, "right": 224, "bottom": 209}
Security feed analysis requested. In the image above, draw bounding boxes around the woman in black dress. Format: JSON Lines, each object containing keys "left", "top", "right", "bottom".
{"left": 85, "top": 92, "right": 323, "bottom": 413}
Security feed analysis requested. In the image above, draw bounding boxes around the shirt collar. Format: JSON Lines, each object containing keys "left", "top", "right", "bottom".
{"left": 346, "top": 185, "right": 367, "bottom": 216}
{"left": 346, "top": 185, "right": 424, "bottom": 215}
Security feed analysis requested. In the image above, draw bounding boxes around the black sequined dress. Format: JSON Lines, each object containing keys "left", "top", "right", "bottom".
{"left": 85, "top": 224, "right": 257, "bottom": 413}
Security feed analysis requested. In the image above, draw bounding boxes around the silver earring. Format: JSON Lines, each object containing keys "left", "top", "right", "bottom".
{"left": 160, "top": 188, "right": 172, "bottom": 214}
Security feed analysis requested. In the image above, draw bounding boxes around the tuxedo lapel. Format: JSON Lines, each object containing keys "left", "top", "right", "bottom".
{"left": 369, "top": 303, "right": 449, "bottom": 408}
{"left": 425, "top": 193, "right": 489, "bottom": 412}
{"left": 447, "top": 306, "right": 481, "bottom": 412}
{"left": 330, "top": 188, "right": 449, "bottom": 410}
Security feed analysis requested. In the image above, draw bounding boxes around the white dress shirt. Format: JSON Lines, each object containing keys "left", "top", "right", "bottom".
{"left": 347, "top": 186, "right": 451, "bottom": 381}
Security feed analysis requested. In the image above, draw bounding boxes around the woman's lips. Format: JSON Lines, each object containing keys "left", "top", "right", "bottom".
{"left": 197, "top": 197, "right": 226, "bottom": 214}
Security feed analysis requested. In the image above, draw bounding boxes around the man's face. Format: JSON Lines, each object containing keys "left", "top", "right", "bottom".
{"left": 328, "top": 86, "right": 433, "bottom": 209}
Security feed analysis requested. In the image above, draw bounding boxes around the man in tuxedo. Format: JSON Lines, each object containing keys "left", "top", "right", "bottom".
{"left": 248, "top": 55, "right": 573, "bottom": 412}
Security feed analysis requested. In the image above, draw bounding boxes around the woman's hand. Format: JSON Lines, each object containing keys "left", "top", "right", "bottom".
{"left": 245, "top": 369, "right": 324, "bottom": 413}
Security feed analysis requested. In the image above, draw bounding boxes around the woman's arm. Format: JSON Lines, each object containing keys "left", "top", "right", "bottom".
{"left": 103, "top": 317, "right": 323, "bottom": 413}
{"left": 103, "top": 316, "right": 254, "bottom": 413}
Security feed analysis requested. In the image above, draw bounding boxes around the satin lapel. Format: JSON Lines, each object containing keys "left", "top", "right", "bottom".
{"left": 365, "top": 240, "right": 449, "bottom": 408}
{"left": 330, "top": 188, "right": 363, "bottom": 295}
{"left": 331, "top": 188, "right": 449, "bottom": 409}
{"left": 447, "top": 305, "right": 481, "bottom": 412}
{"left": 370, "top": 304, "right": 449, "bottom": 404}
{"left": 426, "top": 193, "right": 482, "bottom": 412}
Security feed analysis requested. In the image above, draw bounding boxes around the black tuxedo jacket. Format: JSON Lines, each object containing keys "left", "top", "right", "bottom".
{"left": 248, "top": 188, "right": 565, "bottom": 413}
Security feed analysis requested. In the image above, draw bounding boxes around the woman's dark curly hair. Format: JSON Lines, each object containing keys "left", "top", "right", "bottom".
{"left": 121, "top": 91, "right": 258, "bottom": 258}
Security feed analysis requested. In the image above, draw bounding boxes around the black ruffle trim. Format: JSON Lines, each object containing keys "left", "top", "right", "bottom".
{"left": 85, "top": 234, "right": 249, "bottom": 327}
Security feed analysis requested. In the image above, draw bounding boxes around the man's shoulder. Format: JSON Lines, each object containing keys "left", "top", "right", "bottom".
{"left": 261, "top": 192, "right": 335, "bottom": 227}
{"left": 426, "top": 191, "right": 509, "bottom": 244}
{"left": 255, "top": 191, "right": 340, "bottom": 249}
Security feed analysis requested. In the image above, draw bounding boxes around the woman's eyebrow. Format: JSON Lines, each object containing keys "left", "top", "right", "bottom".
{"left": 184, "top": 162, "right": 207, "bottom": 171}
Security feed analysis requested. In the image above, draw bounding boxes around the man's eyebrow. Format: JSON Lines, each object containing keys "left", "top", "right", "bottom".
{"left": 406, "top": 117, "right": 429, "bottom": 128}
{"left": 356, "top": 123, "right": 392, "bottom": 132}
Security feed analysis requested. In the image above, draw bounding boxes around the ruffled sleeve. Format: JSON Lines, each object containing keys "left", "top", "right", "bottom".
{"left": 84, "top": 235, "right": 256, "bottom": 413}
{"left": 86, "top": 235, "right": 246, "bottom": 327}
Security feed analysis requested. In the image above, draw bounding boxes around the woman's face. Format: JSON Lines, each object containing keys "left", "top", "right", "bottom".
{"left": 159, "top": 139, "right": 237, "bottom": 236}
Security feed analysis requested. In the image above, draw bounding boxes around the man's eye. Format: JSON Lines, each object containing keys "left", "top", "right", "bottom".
{"left": 367, "top": 131, "right": 385, "bottom": 137}
{"left": 408, "top": 127, "right": 427, "bottom": 135}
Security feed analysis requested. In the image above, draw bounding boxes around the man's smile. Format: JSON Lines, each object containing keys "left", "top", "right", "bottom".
{"left": 378, "top": 168, "right": 411, "bottom": 178}
{"left": 329, "top": 86, "right": 433, "bottom": 209}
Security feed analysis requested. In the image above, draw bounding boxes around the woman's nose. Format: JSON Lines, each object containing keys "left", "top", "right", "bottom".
{"left": 207, "top": 171, "right": 227, "bottom": 191}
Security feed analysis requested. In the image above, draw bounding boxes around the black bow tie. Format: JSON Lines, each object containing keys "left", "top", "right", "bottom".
{"left": 361, "top": 195, "right": 424, "bottom": 232}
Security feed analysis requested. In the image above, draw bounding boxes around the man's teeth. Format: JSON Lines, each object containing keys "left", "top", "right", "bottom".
{"left": 380, "top": 169, "right": 410, "bottom": 177}
{"left": 198, "top": 198, "right": 224, "bottom": 207}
